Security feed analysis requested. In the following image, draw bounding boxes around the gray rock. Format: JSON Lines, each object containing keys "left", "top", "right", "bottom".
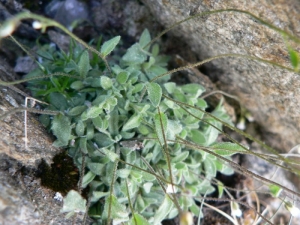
{"left": 142, "top": 0, "right": 300, "bottom": 152}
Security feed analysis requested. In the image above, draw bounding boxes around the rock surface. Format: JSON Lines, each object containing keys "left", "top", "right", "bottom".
{"left": 142, "top": 0, "right": 300, "bottom": 152}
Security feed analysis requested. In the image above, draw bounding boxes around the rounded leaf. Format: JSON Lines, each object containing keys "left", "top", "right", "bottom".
{"left": 147, "top": 82, "right": 162, "bottom": 107}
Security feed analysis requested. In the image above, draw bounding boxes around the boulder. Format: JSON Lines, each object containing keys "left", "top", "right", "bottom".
{"left": 142, "top": 0, "right": 300, "bottom": 152}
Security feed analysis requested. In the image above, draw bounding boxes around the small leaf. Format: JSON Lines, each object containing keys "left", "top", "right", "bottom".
{"left": 101, "top": 148, "right": 119, "bottom": 162}
{"left": 88, "top": 162, "right": 104, "bottom": 175}
{"left": 76, "top": 120, "right": 85, "bottom": 136}
{"left": 171, "top": 151, "right": 189, "bottom": 163}
{"left": 68, "top": 105, "right": 87, "bottom": 116}
{"left": 139, "top": 29, "right": 151, "bottom": 50}
{"left": 154, "top": 112, "right": 168, "bottom": 145}
{"left": 153, "top": 196, "right": 174, "bottom": 224}
{"left": 288, "top": 47, "right": 300, "bottom": 72}
{"left": 122, "top": 114, "right": 141, "bottom": 131}
{"left": 70, "top": 80, "right": 84, "bottom": 90}
{"left": 210, "top": 142, "right": 248, "bottom": 156}
{"left": 61, "top": 190, "right": 86, "bottom": 213}
{"left": 147, "top": 82, "right": 162, "bottom": 107}
{"left": 101, "top": 76, "right": 113, "bottom": 90}
{"left": 269, "top": 184, "right": 282, "bottom": 197}
{"left": 117, "top": 71, "right": 129, "bottom": 84}
{"left": 100, "top": 36, "right": 121, "bottom": 57}
{"left": 86, "top": 106, "right": 103, "bottom": 119}
{"left": 81, "top": 171, "right": 96, "bottom": 188}
{"left": 80, "top": 137, "right": 88, "bottom": 154}
{"left": 103, "top": 195, "right": 128, "bottom": 221}
{"left": 122, "top": 43, "right": 147, "bottom": 64}
{"left": 130, "top": 213, "right": 151, "bottom": 225}
{"left": 78, "top": 50, "right": 90, "bottom": 78}
{"left": 51, "top": 114, "right": 71, "bottom": 147}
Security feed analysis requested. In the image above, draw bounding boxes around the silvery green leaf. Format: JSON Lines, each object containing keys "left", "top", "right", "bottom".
{"left": 51, "top": 114, "right": 71, "bottom": 147}
{"left": 78, "top": 50, "right": 90, "bottom": 78}
{"left": 166, "top": 119, "right": 182, "bottom": 141}
{"left": 139, "top": 29, "right": 151, "bottom": 50}
{"left": 68, "top": 105, "right": 87, "bottom": 116}
{"left": 75, "top": 120, "right": 85, "bottom": 136}
{"left": 117, "top": 71, "right": 129, "bottom": 84}
{"left": 143, "top": 182, "right": 153, "bottom": 194}
{"left": 147, "top": 82, "right": 162, "bottom": 107}
{"left": 181, "top": 83, "right": 206, "bottom": 97}
{"left": 171, "top": 151, "right": 189, "bottom": 163}
{"left": 49, "top": 92, "right": 68, "bottom": 110}
{"left": 101, "top": 76, "right": 113, "bottom": 90}
{"left": 132, "top": 83, "right": 145, "bottom": 94}
{"left": 91, "top": 191, "right": 109, "bottom": 202}
{"left": 70, "top": 80, "right": 84, "bottom": 90}
{"left": 88, "top": 162, "right": 104, "bottom": 175}
{"left": 86, "top": 123, "right": 94, "bottom": 140}
{"left": 81, "top": 171, "right": 96, "bottom": 188}
{"left": 204, "top": 157, "right": 216, "bottom": 178}
{"left": 103, "top": 195, "right": 128, "bottom": 220}
{"left": 61, "top": 190, "right": 86, "bottom": 213}
{"left": 122, "top": 43, "right": 147, "bottom": 64}
{"left": 210, "top": 142, "right": 248, "bottom": 156}
{"left": 153, "top": 196, "right": 174, "bottom": 224}
{"left": 129, "top": 213, "right": 151, "bottom": 225}
{"left": 122, "top": 114, "right": 141, "bottom": 131}
{"left": 86, "top": 106, "right": 102, "bottom": 119}
{"left": 93, "top": 133, "right": 114, "bottom": 148}
{"left": 92, "top": 116, "right": 103, "bottom": 129}
{"left": 154, "top": 112, "right": 168, "bottom": 145}
{"left": 151, "top": 43, "right": 159, "bottom": 56}
{"left": 101, "top": 148, "right": 119, "bottom": 162}
{"left": 80, "top": 137, "right": 88, "bottom": 154}
{"left": 117, "top": 168, "right": 131, "bottom": 178}
{"left": 100, "top": 36, "right": 121, "bottom": 57}
{"left": 189, "top": 130, "right": 206, "bottom": 146}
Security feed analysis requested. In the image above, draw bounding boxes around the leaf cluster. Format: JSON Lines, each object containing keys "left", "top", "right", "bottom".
{"left": 26, "top": 29, "right": 241, "bottom": 224}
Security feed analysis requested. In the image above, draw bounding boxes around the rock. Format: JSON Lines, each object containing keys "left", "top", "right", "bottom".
{"left": 142, "top": 0, "right": 300, "bottom": 152}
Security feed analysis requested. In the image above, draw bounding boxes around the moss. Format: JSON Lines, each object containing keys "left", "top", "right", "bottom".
{"left": 36, "top": 151, "right": 79, "bottom": 195}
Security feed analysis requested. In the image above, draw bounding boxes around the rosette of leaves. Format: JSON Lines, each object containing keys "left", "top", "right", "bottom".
{"left": 26, "top": 29, "right": 243, "bottom": 224}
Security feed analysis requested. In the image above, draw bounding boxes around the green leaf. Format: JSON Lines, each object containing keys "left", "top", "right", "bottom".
{"left": 139, "top": 29, "right": 151, "bottom": 50}
{"left": 101, "top": 148, "right": 119, "bottom": 162}
{"left": 68, "top": 105, "right": 87, "bottom": 116}
{"left": 171, "top": 151, "right": 189, "bottom": 163}
{"left": 122, "top": 43, "right": 147, "bottom": 64}
{"left": 81, "top": 171, "right": 96, "bottom": 188}
{"left": 130, "top": 213, "right": 151, "bottom": 225}
{"left": 100, "top": 36, "right": 121, "bottom": 57}
{"left": 78, "top": 50, "right": 90, "bottom": 78}
{"left": 70, "top": 80, "right": 84, "bottom": 90}
{"left": 91, "top": 191, "right": 109, "bottom": 202}
{"left": 51, "top": 114, "right": 71, "bottom": 147}
{"left": 61, "top": 190, "right": 86, "bottom": 213}
{"left": 147, "top": 82, "right": 162, "bottom": 107}
{"left": 189, "top": 130, "right": 206, "bottom": 146}
{"left": 154, "top": 112, "right": 168, "bottom": 145}
{"left": 88, "top": 162, "right": 105, "bottom": 175}
{"left": 86, "top": 106, "right": 102, "bottom": 119}
{"left": 153, "top": 196, "right": 174, "bottom": 224}
{"left": 76, "top": 120, "right": 85, "bottom": 136}
{"left": 122, "top": 114, "right": 141, "bottom": 131}
{"left": 117, "top": 71, "right": 129, "bottom": 84}
{"left": 181, "top": 83, "right": 206, "bottom": 97}
{"left": 204, "top": 157, "right": 216, "bottom": 178}
{"left": 288, "top": 47, "right": 300, "bottom": 72}
{"left": 101, "top": 76, "right": 113, "bottom": 90}
{"left": 93, "top": 133, "right": 114, "bottom": 148}
{"left": 49, "top": 92, "right": 68, "bottom": 111}
{"left": 217, "top": 181, "right": 224, "bottom": 198}
{"left": 80, "top": 137, "right": 88, "bottom": 154}
{"left": 269, "top": 184, "right": 282, "bottom": 197}
{"left": 210, "top": 142, "right": 248, "bottom": 156}
{"left": 103, "top": 195, "right": 128, "bottom": 221}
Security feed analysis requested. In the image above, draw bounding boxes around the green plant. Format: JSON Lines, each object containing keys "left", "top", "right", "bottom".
{"left": 24, "top": 27, "right": 242, "bottom": 224}
{"left": 1, "top": 9, "right": 300, "bottom": 225}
